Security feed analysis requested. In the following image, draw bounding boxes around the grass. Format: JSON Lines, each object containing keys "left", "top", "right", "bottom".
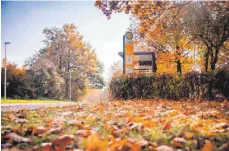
{"left": 1, "top": 98, "right": 67, "bottom": 104}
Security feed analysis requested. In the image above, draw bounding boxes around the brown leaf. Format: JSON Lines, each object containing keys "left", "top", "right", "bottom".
{"left": 52, "top": 135, "right": 74, "bottom": 151}
{"left": 41, "top": 143, "right": 52, "bottom": 151}
{"left": 157, "top": 145, "right": 174, "bottom": 151}
{"left": 75, "top": 130, "right": 91, "bottom": 138}
{"left": 163, "top": 122, "right": 171, "bottom": 130}
{"left": 171, "top": 137, "right": 187, "bottom": 147}
{"left": 4, "top": 132, "right": 31, "bottom": 144}
{"left": 218, "top": 143, "right": 229, "bottom": 151}
{"left": 33, "top": 126, "right": 47, "bottom": 135}
{"left": 48, "top": 127, "right": 62, "bottom": 134}
{"left": 68, "top": 120, "right": 84, "bottom": 128}
{"left": 14, "top": 118, "right": 28, "bottom": 124}
{"left": 2, "top": 126, "right": 12, "bottom": 130}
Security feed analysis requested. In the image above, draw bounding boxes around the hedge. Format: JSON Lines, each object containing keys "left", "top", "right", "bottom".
{"left": 109, "top": 70, "right": 229, "bottom": 100}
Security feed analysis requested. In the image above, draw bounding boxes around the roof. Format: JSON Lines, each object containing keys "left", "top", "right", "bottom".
{"left": 118, "top": 51, "right": 155, "bottom": 57}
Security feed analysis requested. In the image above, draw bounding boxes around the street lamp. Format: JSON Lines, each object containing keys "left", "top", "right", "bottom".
{"left": 4, "top": 42, "right": 10, "bottom": 101}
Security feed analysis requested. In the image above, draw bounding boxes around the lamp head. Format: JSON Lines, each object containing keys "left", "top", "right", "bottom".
{"left": 4, "top": 42, "right": 10, "bottom": 44}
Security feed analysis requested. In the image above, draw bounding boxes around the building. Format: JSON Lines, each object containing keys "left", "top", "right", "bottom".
{"left": 118, "top": 51, "right": 156, "bottom": 74}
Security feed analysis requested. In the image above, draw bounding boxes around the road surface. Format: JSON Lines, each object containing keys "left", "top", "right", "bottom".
{"left": 1, "top": 89, "right": 109, "bottom": 112}
{"left": 1, "top": 102, "right": 76, "bottom": 112}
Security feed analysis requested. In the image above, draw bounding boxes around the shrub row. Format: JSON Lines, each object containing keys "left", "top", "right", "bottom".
{"left": 109, "top": 70, "right": 229, "bottom": 100}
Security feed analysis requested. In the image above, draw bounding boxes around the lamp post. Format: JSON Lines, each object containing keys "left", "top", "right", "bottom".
{"left": 69, "top": 69, "right": 71, "bottom": 102}
{"left": 4, "top": 42, "right": 10, "bottom": 101}
{"left": 68, "top": 49, "right": 72, "bottom": 102}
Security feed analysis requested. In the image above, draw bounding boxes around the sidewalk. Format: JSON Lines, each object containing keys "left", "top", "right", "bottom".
{"left": 1, "top": 102, "right": 76, "bottom": 112}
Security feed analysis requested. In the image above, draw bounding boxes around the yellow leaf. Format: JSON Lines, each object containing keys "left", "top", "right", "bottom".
{"left": 185, "top": 132, "right": 194, "bottom": 139}
{"left": 7, "top": 113, "right": 15, "bottom": 120}
{"left": 86, "top": 132, "right": 107, "bottom": 151}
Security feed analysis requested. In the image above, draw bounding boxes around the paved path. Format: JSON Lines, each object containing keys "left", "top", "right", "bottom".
{"left": 1, "top": 89, "right": 109, "bottom": 112}
{"left": 1, "top": 102, "right": 76, "bottom": 112}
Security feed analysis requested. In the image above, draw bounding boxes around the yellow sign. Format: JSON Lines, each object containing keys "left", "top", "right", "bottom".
{"left": 125, "top": 43, "right": 134, "bottom": 74}
{"left": 125, "top": 43, "right": 134, "bottom": 55}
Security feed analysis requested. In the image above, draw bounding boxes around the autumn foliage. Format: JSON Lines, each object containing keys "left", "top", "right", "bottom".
{"left": 1, "top": 63, "right": 36, "bottom": 99}
{"left": 95, "top": 1, "right": 229, "bottom": 73}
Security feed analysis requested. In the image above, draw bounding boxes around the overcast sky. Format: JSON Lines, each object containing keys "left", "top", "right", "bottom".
{"left": 1, "top": 1, "right": 130, "bottom": 80}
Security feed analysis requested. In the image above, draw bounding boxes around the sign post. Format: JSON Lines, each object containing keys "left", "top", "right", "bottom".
{"left": 124, "top": 31, "right": 134, "bottom": 74}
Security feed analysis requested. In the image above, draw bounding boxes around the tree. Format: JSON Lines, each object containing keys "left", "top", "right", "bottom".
{"left": 26, "top": 56, "right": 66, "bottom": 100}
{"left": 109, "top": 61, "right": 122, "bottom": 80}
{"left": 95, "top": 1, "right": 194, "bottom": 74}
{"left": 88, "top": 60, "right": 105, "bottom": 89}
{"left": 1, "top": 62, "right": 35, "bottom": 99}
{"left": 182, "top": 2, "right": 229, "bottom": 71}
{"left": 95, "top": 1, "right": 229, "bottom": 72}
{"left": 26, "top": 24, "right": 101, "bottom": 101}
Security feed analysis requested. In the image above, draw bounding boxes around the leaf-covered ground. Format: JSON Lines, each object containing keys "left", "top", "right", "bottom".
{"left": 1, "top": 100, "right": 229, "bottom": 151}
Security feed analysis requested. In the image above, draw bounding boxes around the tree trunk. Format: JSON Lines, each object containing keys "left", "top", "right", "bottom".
{"left": 177, "top": 60, "right": 182, "bottom": 74}
{"left": 152, "top": 53, "right": 157, "bottom": 72}
{"left": 204, "top": 48, "right": 210, "bottom": 72}
{"left": 210, "top": 46, "right": 220, "bottom": 71}
{"left": 65, "top": 62, "right": 70, "bottom": 98}
{"left": 176, "top": 46, "right": 182, "bottom": 74}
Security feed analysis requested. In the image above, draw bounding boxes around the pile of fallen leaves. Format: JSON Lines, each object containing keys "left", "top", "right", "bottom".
{"left": 1, "top": 99, "right": 229, "bottom": 151}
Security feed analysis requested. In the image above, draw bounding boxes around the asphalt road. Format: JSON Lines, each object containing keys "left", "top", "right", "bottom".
{"left": 1, "top": 102, "right": 76, "bottom": 112}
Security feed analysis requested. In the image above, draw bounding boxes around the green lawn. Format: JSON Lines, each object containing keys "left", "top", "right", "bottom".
{"left": 1, "top": 98, "right": 67, "bottom": 104}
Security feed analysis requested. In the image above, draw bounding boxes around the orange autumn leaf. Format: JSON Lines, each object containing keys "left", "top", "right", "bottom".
{"left": 201, "top": 140, "right": 217, "bottom": 151}
{"left": 142, "top": 120, "right": 157, "bottom": 128}
{"left": 7, "top": 113, "right": 15, "bottom": 120}
{"left": 184, "top": 109, "right": 193, "bottom": 115}
{"left": 163, "top": 122, "right": 171, "bottom": 130}
{"left": 32, "top": 126, "right": 47, "bottom": 135}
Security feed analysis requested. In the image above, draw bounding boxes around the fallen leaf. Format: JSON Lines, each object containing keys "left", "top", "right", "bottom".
{"left": 3, "top": 132, "right": 31, "bottom": 144}
{"left": 201, "top": 140, "right": 217, "bottom": 151}
{"left": 75, "top": 130, "right": 91, "bottom": 138}
{"left": 33, "top": 126, "right": 47, "bottom": 135}
{"left": 86, "top": 131, "right": 107, "bottom": 151}
{"left": 41, "top": 143, "right": 52, "bottom": 151}
{"left": 163, "top": 122, "right": 171, "bottom": 130}
{"left": 52, "top": 135, "right": 74, "bottom": 151}
{"left": 48, "top": 127, "right": 62, "bottom": 134}
{"left": 7, "top": 113, "right": 15, "bottom": 120}
{"left": 185, "top": 132, "right": 194, "bottom": 139}
{"left": 68, "top": 120, "right": 84, "bottom": 128}
{"left": 157, "top": 145, "right": 174, "bottom": 151}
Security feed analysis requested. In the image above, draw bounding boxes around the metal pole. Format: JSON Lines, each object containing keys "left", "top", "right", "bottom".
{"left": 69, "top": 70, "right": 71, "bottom": 102}
{"left": 194, "top": 45, "right": 196, "bottom": 69}
{"left": 4, "top": 43, "right": 7, "bottom": 101}
{"left": 123, "top": 35, "right": 125, "bottom": 74}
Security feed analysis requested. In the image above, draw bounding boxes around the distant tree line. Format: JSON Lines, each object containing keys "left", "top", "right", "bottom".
{"left": 1, "top": 24, "right": 105, "bottom": 100}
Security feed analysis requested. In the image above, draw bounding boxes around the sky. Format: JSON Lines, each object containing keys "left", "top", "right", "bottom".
{"left": 1, "top": 1, "right": 130, "bottom": 80}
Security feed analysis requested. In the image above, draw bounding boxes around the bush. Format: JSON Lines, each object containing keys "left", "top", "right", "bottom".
{"left": 109, "top": 70, "right": 229, "bottom": 100}
{"left": 1, "top": 64, "right": 37, "bottom": 99}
